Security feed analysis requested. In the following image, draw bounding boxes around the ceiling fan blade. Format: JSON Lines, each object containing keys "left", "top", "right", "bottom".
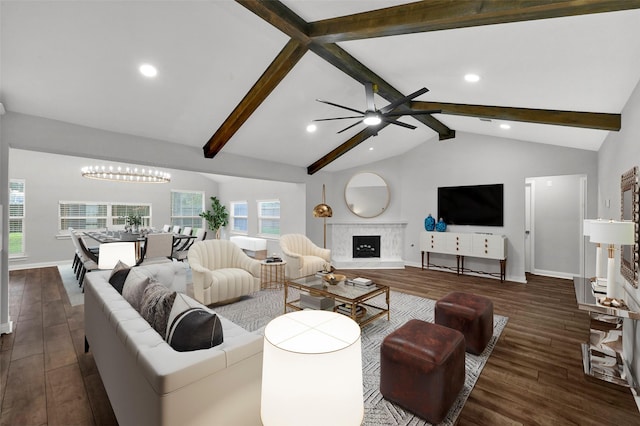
{"left": 316, "top": 99, "right": 364, "bottom": 115}
{"left": 379, "top": 87, "right": 429, "bottom": 114}
{"left": 365, "top": 82, "right": 376, "bottom": 112}
{"left": 383, "top": 118, "right": 417, "bottom": 130}
{"left": 337, "top": 120, "right": 364, "bottom": 134}
{"left": 313, "top": 115, "right": 364, "bottom": 122}
{"left": 385, "top": 109, "right": 441, "bottom": 117}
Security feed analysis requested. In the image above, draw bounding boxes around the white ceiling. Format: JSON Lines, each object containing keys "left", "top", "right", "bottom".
{"left": 2, "top": 1, "right": 640, "bottom": 173}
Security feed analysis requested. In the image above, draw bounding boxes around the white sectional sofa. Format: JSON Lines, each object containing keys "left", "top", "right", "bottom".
{"left": 84, "top": 262, "right": 263, "bottom": 426}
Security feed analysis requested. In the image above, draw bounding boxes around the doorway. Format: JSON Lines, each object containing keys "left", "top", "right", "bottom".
{"left": 525, "top": 174, "right": 587, "bottom": 279}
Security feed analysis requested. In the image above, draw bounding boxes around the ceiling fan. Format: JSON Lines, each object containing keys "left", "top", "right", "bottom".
{"left": 314, "top": 82, "right": 441, "bottom": 134}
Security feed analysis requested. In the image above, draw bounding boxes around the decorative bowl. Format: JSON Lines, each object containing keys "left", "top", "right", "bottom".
{"left": 322, "top": 273, "right": 346, "bottom": 286}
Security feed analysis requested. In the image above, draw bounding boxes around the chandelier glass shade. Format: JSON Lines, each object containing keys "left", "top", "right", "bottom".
{"left": 81, "top": 165, "right": 171, "bottom": 183}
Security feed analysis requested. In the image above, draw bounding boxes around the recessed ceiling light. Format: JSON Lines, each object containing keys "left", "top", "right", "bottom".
{"left": 369, "top": 147, "right": 374, "bottom": 151}
{"left": 306, "top": 123, "right": 317, "bottom": 133}
{"left": 139, "top": 64, "right": 158, "bottom": 78}
{"left": 464, "top": 73, "right": 480, "bottom": 83}
{"left": 500, "top": 123, "right": 511, "bottom": 130}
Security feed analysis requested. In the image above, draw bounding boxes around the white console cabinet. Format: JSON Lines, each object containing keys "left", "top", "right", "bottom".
{"left": 420, "top": 231, "right": 507, "bottom": 281}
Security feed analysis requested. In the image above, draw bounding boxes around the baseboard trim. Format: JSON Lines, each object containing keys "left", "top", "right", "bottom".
{"left": 0, "top": 320, "right": 13, "bottom": 335}
{"left": 530, "top": 269, "right": 576, "bottom": 280}
{"left": 9, "top": 260, "right": 68, "bottom": 271}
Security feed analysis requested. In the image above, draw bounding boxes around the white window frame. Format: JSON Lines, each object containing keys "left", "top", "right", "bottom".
{"left": 230, "top": 200, "right": 248, "bottom": 235}
{"left": 257, "top": 199, "right": 280, "bottom": 237}
{"left": 58, "top": 201, "right": 152, "bottom": 232}
{"left": 170, "top": 190, "right": 205, "bottom": 230}
{"left": 9, "top": 179, "right": 26, "bottom": 257}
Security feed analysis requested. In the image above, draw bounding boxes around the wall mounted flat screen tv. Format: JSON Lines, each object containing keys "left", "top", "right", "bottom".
{"left": 437, "top": 184, "right": 504, "bottom": 226}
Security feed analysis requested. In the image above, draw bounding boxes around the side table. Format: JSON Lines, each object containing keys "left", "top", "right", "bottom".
{"left": 573, "top": 276, "right": 640, "bottom": 389}
{"left": 260, "top": 260, "right": 286, "bottom": 289}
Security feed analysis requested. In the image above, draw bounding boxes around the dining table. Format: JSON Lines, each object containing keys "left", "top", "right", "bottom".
{"left": 84, "top": 230, "right": 196, "bottom": 261}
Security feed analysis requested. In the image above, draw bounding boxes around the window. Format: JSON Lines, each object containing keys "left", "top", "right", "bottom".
{"left": 9, "top": 180, "right": 25, "bottom": 256}
{"left": 58, "top": 202, "right": 152, "bottom": 231}
{"left": 230, "top": 201, "right": 248, "bottom": 234}
{"left": 258, "top": 200, "right": 280, "bottom": 236}
{"left": 171, "top": 190, "right": 204, "bottom": 230}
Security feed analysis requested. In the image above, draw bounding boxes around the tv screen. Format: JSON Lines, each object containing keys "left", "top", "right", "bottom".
{"left": 437, "top": 184, "right": 504, "bottom": 226}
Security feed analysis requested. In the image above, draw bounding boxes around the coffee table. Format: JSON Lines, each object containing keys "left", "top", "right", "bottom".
{"left": 284, "top": 275, "right": 390, "bottom": 327}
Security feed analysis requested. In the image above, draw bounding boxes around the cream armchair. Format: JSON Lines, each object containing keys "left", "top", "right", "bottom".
{"left": 279, "top": 234, "right": 331, "bottom": 279}
{"left": 188, "top": 239, "right": 261, "bottom": 305}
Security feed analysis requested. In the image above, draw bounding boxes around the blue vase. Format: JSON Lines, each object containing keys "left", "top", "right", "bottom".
{"left": 424, "top": 214, "right": 436, "bottom": 231}
{"left": 436, "top": 218, "right": 447, "bottom": 232}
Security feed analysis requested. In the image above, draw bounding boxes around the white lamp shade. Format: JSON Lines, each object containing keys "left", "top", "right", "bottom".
{"left": 589, "top": 220, "right": 635, "bottom": 245}
{"left": 261, "top": 310, "right": 364, "bottom": 426}
{"left": 98, "top": 242, "right": 137, "bottom": 269}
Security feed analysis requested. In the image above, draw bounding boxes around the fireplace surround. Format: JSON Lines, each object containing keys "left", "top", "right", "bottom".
{"left": 329, "top": 221, "right": 406, "bottom": 269}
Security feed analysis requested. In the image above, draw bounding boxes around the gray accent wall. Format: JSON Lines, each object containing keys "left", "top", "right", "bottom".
{"left": 325, "top": 132, "right": 598, "bottom": 283}
{"left": 599, "top": 76, "right": 640, "bottom": 388}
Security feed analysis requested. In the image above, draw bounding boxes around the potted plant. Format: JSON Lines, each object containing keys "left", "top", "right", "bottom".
{"left": 125, "top": 214, "right": 143, "bottom": 233}
{"left": 199, "top": 196, "right": 229, "bottom": 239}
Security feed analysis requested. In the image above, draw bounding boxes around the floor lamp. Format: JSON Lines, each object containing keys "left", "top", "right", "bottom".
{"left": 313, "top": 184, "right": 332, "bottom": 248}
{"left": 589, "top": 220, "right": 635, "bottom": 299}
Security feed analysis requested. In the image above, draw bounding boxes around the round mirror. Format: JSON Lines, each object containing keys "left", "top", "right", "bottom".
{"left": 345, "top": 172, "right": 390, "bottom": 218}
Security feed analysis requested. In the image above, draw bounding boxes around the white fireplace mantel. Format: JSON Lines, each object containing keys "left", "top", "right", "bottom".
{"left": 328, "top": 221, "right": 407, "bottom": 269}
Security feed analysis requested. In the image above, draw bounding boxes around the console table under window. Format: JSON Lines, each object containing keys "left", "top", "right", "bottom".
{"left": 420, "top": 231, "right": 507, "bottom": 282}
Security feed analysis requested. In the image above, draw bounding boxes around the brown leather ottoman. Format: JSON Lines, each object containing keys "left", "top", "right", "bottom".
{"left": 380, "top": 319, "right": 465, "bottom": 424}
{"left": 435, "top": 292, "right": 494, "bottom": 355}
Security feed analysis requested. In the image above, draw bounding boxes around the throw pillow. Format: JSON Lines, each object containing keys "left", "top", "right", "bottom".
{"left": 166, "top": 293, "right": 223, "bottom": 352}
{"left": 108, "top": 260, "right": 131, "bottom": 294}
{"left": 140, "top": 282, "right": 176, "bottom": 337}
{"left": 122, "top": 268, "right": 151, "bottom": 311}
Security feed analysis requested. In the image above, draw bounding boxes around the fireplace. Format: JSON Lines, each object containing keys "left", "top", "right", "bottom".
{"left": 353, "top": 235, "right": 381, "bottom": 258}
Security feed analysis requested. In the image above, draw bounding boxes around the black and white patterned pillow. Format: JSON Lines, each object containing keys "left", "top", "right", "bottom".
{"left": 108, "top": 260, "right": 131, "bottom": 294}
{"left": 139, "top": 282, "right": 176, "bottom": 337}
{"left": 166, "top": 293, "right": 223, "bottom": 352}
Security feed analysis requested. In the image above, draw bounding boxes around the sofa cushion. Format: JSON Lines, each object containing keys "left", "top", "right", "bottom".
{"left": 108, "top": 260, "right": 132, "bottom": 293}
{"left": 122, "top": 268, "right": 151, "bottom": 311}
{"left": 140, "top": 282, "right": 177, "bottom": 337}
{"left": 166, "top": 293, "right": 224, "bottom": 352}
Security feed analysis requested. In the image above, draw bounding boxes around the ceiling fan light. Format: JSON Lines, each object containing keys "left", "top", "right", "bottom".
{"left": 363, "top": 113, "right": 381, "bottom": 126}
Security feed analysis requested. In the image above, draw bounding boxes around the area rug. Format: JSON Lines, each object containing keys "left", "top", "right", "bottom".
{"left": 57, "top": 264, "right": 507, "bottom": 425}
{"left": 58, "top": 264, "right": 85, "bottom": 306}
{"left": 214, "top": 288, "right": 508, "bottom": 426}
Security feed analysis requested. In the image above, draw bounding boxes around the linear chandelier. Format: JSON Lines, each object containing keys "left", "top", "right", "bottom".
{"left": 81, "top": 165, "right": 171, "bottom": 183}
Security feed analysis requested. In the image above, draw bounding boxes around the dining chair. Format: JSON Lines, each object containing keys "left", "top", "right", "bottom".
{"left": 172, "top": 225, "right": 181, "bottom": 234}
{"left": 98, "top": 242, "right": 136, "bottom": 269}
{"left": 172, "top": 228, "right": 207, "bottom": 261}
{"left": 74, "top": 232, "right": 99, "bottom": 289}
{"left": 139, "top": 233, "right": 174, "bottom": 265}
{"left": 162, "top": 224, "right": 171, "bottom": 232}
{"left": 181, "top": 226, "right": 192, "bottom": 236}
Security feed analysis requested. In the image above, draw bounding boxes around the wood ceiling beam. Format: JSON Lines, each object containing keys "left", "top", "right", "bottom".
{"left": 308, "top": 0, "right": 640, "bottom": 43}
{"left": 235, "top": 0, "right": 311, "bottom": 45}
{"left": 202, "top": 38, "right": 308, "bottom": 158}
{"left": 412, "top": 101, "right": 621, "bottom": 131}
{"left": 307, "top": 124, "right": 391, "bottom": 175}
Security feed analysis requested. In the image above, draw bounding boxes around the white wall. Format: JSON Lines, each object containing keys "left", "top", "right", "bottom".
{"left": 598, "top": 76, "right": 640, "bottom": 388}
{"left": 217, "top": 178, "right": 307, "bottom": 256}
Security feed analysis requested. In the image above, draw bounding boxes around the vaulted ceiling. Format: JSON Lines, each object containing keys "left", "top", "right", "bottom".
{"left": 2, "top": 1, "right": 640, "bottom": 174}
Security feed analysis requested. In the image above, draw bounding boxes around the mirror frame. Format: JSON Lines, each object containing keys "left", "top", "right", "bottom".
{"left": 344, "top": 172, "right": 390, "bottom": 218}
{"left": 620, "top": 166, "right": 639, "bottom": 288}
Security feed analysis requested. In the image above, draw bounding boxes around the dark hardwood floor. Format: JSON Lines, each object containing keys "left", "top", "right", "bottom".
{"left": 1, "top": 265, "right": 639, "bottom": 425}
